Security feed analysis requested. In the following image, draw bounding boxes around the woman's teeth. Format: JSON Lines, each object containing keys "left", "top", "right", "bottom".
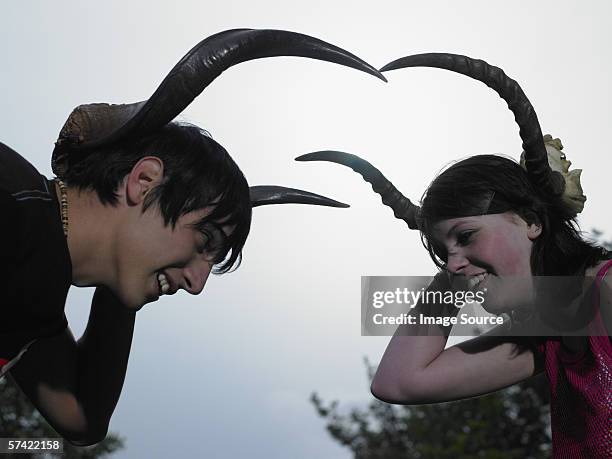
{"left": 157, "top": 272, "right": 170, "bottom": 295}
{"left": 468, "top": 272, "right": 488, "bottom": 289}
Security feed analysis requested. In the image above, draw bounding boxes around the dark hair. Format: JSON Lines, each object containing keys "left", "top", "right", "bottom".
{"left": 419, "top": 154, "right": 607, "bottom": 276}
{"left": 59, "top": 122, "right": 252, "bottom": 273}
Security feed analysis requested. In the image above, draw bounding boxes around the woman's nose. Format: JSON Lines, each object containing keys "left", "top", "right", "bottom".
{"left": 446, "top": 251, "right": 469, "bottom": 274}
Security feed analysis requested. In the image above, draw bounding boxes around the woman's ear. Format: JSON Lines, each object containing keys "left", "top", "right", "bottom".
{"left": 527, "top": 222, "right": 543, "bottom": 241}
{"left": 515, "top": 208, "right": 543, "bottom": 241}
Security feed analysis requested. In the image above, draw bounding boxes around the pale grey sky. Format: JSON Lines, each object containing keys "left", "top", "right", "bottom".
{"left": 2, "top": 1, "right": 611, "bottom": 457}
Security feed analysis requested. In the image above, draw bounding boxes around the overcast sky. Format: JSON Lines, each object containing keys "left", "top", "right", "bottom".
{"left": 2, "top": 1, "right": 611, "bottom": 457}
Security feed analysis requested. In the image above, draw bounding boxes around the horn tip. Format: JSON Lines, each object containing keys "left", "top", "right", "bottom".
{"left": 376, "top": 72, "right": 388, "bottom": 83}
{"left": 361, "top": 66, "right": 387, "bottom": 82}
{"left": 322, "top": 200, "right": 350, "bottom": 208}
{"left": 380, "top": 61, "right": 399, "bottom": 73}
{"left": 380, "top": 56, "right": 415, "bottom": 73}
{"left": 295, "top": 151, "right": 331, "bottom": 162}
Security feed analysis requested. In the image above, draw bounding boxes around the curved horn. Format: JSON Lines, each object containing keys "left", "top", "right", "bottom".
{"left": 250, "top": 185, "right": 349, "bottom": 208}
{"left": 381, "top": 53, "right": 565, "bottom": 197}
{"left": 296, "top": 151, "right": 420, "bottom": 229}
{"left": 52, "top": 29, "right": 386, "bottom": 175}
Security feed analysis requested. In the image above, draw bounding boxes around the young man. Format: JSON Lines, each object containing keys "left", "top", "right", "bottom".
{"left": 0, "top": 29, "right": 384, "bottom": 444}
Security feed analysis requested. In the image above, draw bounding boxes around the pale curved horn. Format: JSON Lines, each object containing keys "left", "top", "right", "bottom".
{"left": 52, "top": 28, "right": 386, "bottom": 176}
{"left": 250, "top": 185, "right": 348, "bottom": 208}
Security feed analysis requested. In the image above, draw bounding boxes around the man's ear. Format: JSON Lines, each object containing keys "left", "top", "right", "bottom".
{"left": 125, "top": 157, "right": 164, "bottom": 206}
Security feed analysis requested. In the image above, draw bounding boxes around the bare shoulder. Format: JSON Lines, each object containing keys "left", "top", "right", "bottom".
{"left": 599, "top": 261, "right": 612, "bottom": 320}
{"left": 588, "top": 260, "right": 612, "bottom": 334}
{"left": 588, "top": 259, "right": 612, "bottom": 293}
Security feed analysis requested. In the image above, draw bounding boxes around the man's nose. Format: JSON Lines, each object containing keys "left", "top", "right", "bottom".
{"left": 182, "top": 259, "right": 213, "bottom": 295}
{"left": 446, "top": 251, "right": 469, "bottom": 274}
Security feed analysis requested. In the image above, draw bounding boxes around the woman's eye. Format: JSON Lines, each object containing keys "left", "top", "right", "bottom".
{"left": 457, "top": 231, "right": 475, "bottom": 245}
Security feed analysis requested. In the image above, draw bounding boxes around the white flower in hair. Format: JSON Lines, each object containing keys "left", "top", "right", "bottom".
{"left": 520, "top": 134, "right": 586, "bottom": 217}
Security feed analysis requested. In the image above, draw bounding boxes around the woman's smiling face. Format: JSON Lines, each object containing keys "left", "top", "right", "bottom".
{"left": 431, "top": 212, "right": 542, "bottom": 314}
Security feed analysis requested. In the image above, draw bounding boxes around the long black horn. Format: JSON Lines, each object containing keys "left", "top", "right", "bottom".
{"left": 53, "top": 28, "right": 386, "bottom": 175}
{"left": 296, "top": 151, "right": 420, "bottom": 229}
{"left": 250, "top": 185, "right": 349, "bottom": 208}
{"left": 381, "top": 53, "right": 565, "bottom": 197}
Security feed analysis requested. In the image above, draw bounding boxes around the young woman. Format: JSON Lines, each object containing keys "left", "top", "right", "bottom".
{"left": 297, "top": 54, "right": 611, "bottom": 458}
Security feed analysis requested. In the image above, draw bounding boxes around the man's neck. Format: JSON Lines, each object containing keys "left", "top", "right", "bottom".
{"left": 57, "top": 184, "right": 119, "bottom": 288}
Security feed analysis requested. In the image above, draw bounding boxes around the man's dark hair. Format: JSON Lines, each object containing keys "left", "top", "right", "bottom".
{"left": 60, "top": 122, "right": 252, "bottom": 273}
{"left": 419, "top": 154, "right": 607, "bottom": 276}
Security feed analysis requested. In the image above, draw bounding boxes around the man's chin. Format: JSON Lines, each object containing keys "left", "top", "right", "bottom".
{"left": 114, "top": 290, "right": 152, "bottom": 311}
{"left": 132, "top": 297, "right": 155, "bottom": 311}
{"left": 138, "top": 291, "right": 164, "bottom": 309}
{"left": 130, "top": 302, "right": 147, "bottom": 312}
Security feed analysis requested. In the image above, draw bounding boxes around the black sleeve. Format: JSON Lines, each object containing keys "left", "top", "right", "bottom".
{"left": 0, "top": 188, "right": 19, "bottom": 268}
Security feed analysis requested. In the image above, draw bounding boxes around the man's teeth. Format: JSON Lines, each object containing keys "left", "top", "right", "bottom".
{"left": 157, "top": 273, "right": 170, "bottom": 294}
{"left": 468, "top": 272, "right": 488, "bottom": 289}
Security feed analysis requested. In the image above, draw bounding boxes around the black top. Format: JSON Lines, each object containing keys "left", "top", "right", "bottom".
{"left": 0, "top": 142, "right": 70, "bottom": 360}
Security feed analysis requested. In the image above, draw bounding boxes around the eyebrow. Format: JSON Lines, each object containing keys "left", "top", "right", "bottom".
{"left": 445, "top": 219, "right": 477, "bottom": 239}
{"left": 446, "top": 223, "right": 461, "bottom": 239}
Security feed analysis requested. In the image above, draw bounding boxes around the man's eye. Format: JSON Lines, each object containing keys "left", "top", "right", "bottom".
{"left": 197, "top": 233, "right": 211, "bottom": 254}
{"left": 457, "top": 231, "right": 475, "bottom": 246}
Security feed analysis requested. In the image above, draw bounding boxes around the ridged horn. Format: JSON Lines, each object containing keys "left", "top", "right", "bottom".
{"left": 296, "top": 151, "right": 420, "bottom": 229}
{"left": 381, "top": 53, "right": 565, "bottom": 196}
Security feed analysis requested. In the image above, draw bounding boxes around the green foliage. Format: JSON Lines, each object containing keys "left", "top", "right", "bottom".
{"left": 312, "top": 359, "right": 551, "bottom": 459}
{"left": 0, "top": 376, "right": 125, "bottom": 459}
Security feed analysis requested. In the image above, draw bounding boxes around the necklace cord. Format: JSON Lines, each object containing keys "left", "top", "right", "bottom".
{"left": 54, "top": 178, "right": 69, "bottom": 237}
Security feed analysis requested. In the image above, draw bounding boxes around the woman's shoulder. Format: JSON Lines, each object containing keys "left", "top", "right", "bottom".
{"left": 580, "top": 257, "right": 610, "bottom": 279}
{"left": 584, "top": 259, "right": 612, "bottom": 281}
{"left": 585, "top": 259, "right": 612, "bottom": 336}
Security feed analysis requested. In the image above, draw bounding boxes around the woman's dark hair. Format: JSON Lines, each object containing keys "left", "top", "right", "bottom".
{"left": 59, "top": 122, "right": 252, "bottom": 273}
{"left": 419, "top": 155, "right": 607, "bottom": 276}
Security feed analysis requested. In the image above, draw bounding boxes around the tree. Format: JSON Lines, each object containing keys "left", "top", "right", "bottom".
{"left": 0, "top": 376, "right": 125, "bottom": 459}
{"left": 590, "top": 228, "right": 612, "bottom": 251}
{"left": 312, "top": 359, "right": 550, "bottom": 459}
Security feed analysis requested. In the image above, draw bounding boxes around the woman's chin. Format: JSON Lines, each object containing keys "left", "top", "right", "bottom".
{"left": 480, "top": 276, "right": 534, "bottom": 314}
{"left": 481, "top": 301, "right": 513, "bottom": 315}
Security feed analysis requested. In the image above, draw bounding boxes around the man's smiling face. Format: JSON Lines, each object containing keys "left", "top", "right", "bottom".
{"left": 109, "top": 156, "right": 232, "bottom": 310}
